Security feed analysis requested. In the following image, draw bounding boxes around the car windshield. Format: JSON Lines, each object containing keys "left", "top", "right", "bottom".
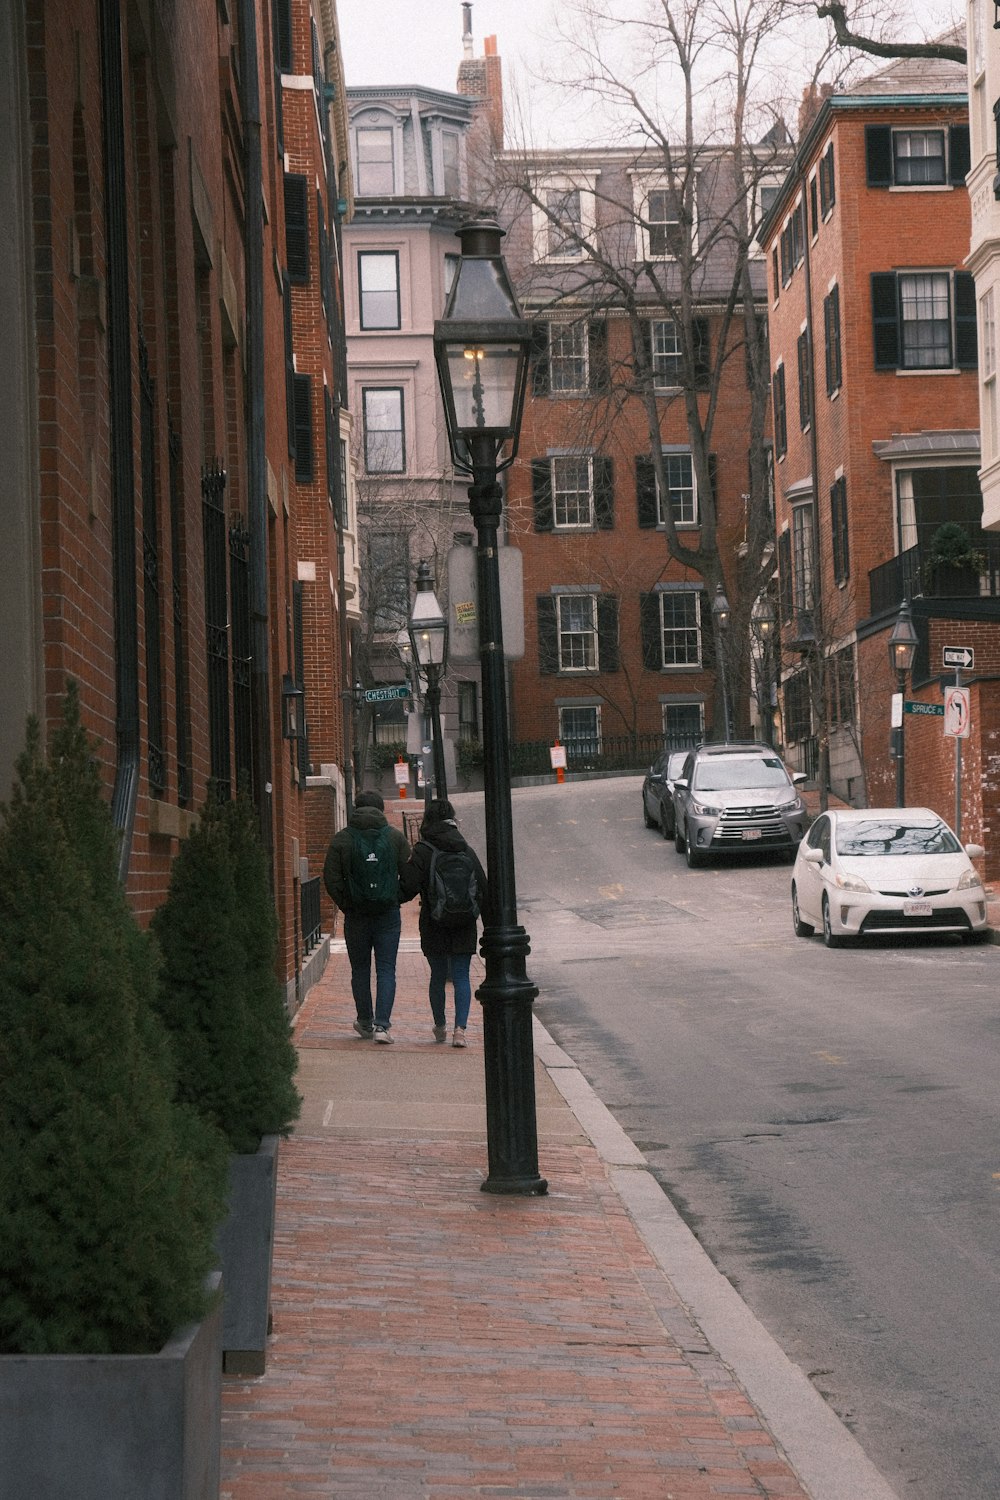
{"left": 692, "top": 756, "right": 791, "bottom": 791}
{"left": 835, "top": 820, "right": 961, "bottom": 857}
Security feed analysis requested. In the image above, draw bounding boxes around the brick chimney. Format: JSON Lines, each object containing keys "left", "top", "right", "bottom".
{"left": 457, "top": 6, "right": 503, "bottom": 150}
{"left": 798, "top": 82, "right": 832, "bottom": 138}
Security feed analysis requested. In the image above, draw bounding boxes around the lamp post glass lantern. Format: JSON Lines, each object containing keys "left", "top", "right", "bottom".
{"left": 408, "top": 561, "right": 449, "bottom": 800}
{"left": 711, "top": 583, "right": 732, "bottom": 742}
{"left": 888, "top": 599, "right": 918, "bottom": 807}
{"left": 434, "top": 219, "right": 546, "bottom": 1196}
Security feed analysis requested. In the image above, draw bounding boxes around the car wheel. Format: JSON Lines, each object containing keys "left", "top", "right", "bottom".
{"left": 822, "top": 896, "right": 843, "bottom": 948}
{"left": 791, "top": 884, "right": 814, "bottom": 938}
{"left": 659, "top": 807, "right": 673, "bottom": 840}
{"left": 964, "top": 927, "right": 992, "bottom": 945}
{"left": 685, "top": 826, "right": 704, "bottom": 868}
{"left": 674, "top": 823, "right": 685, "bottom": 854}
{"left": 643, "top": 799, "right": 656, "bottom": 829}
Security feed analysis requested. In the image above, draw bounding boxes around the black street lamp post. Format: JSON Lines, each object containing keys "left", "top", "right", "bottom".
{"left": 434, "top": 217, "right": 546, "bottom": 1196}
{"left": 752, "top": 593, "right": 776, "bottom": 747}
{"left": 408, "top": 560, "right": 449, "bottom": 801}
{"left": 711, "top": 583, "right": 732, "bottom": 742}
{"left": 888, "top": 599, "right": 918, "bottom": 808}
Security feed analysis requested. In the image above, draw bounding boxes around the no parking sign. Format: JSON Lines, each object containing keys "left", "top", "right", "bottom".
{"left": 944, "top": 686, "right": 970, "bottom": 738}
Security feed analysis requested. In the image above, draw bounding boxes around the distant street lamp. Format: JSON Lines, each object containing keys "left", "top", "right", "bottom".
{"left": 888, "top": 599, "right": 919, "bottom": 807}
{"left": 434, "top": 216, "right": 546, "bottom": 1196}
{"left": 752, "top": 593, "right": 776, "bottom": 747}
{"left": 408, "top": 561, "right": 449, "bottom": 800}
{"left": 711, "top": 582, "right": 732, "bottom": 742}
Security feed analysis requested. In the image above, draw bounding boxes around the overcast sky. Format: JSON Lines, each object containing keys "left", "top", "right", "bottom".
{"left": 337, "top": 1, "right": 965, "bottom": 149}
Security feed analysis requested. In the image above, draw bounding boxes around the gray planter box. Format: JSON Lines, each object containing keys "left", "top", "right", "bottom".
{"left": 215, "top": 1133, "right": 279, "bottom": 1376}
{"left": 0, "top": 1272, "right": 222, "bottom": 1500}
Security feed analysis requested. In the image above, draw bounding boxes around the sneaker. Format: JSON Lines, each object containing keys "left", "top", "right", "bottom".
{"left": 373, "top": 1026, "right": 393, "bottom": 1044}
{"left": 433, "top": 1025, "right": 448, "bottom": 1044}
{"left": 452, "top": 1027, "right": 467, "bottom": 1048}
{"left": 353, "top": 1019, "right": 374, "bottom": 1039}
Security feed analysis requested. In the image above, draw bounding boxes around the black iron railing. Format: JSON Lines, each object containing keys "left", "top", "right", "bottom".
{"left": 301, "top": 876, "right": 322, "bottom": 955}
{"left": 510, "top": 731, "right": 699, "bottom": 778}
{"left": 869, "top": 539, "right": 1000, "bottom": 616}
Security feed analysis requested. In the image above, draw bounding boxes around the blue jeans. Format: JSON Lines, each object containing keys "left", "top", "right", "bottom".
{"left": 344, "top": 907, "right": 401, "bottom": 1030}
{"left": 427, "top": 952, "right": 473, "bottom": 1030}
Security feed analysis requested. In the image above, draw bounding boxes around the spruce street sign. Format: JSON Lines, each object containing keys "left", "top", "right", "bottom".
{"left": 903, "top": 701, "right": 944, "bottom": 716}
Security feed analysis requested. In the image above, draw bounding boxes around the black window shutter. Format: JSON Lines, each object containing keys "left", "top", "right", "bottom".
{"left": 706, "top": 452, "right": 718, "bottom": 514}
{"left": 772, "top": 366, "right": 787, "bottom": 457}
{"left": 640, "top": 593, "right": 661, "bottom": 669}
{"left": 797, "top": 331, "right": 812, "bottom": 430}
{"left": 809, "top": 176, "right": 818, "bottom": 238}
{"left": 831, "top": 476, "right": 850, "bottom": 584}
{"left": 693, "top": 317, "right": 710, "bottom": 388}
{"left": 537, "top": 595, "right": 558, "bottom": 673}
{"left": 826, "top": 144, "right": 836, "bottom": 209}
{"left": 275, "top": 0, "right": 292, "bottom": 71}
{"left": 865, "top": 125, "right": 892, "bottom": 187}
{"left": 283, "top": 272, "right": 296, "bottom": 460}
{"left": 324, "top": 387, "right": 334, "bottom": 502}
{"left": 293, "top": 374, "right": 313, "bottom": 482}
{"left": 871, "top": 273, "right": 901, "bottom": 369}
{"left": 636, "top": 456, "right": 658, "bottom": 528}
{"left": 532, "top": 459, "right": 553, "bottom": 532}
{"left": 292, "top": 581, "right": 309, "bottom": 777}
{"left": 596, "top": 594, "right": 619, "bottom": 672}
{"left": 589, "top": 321, "right": 610, "bottom": 393}
{"left": 632, "top": 320, "right": 652, "bottom": 384}
{"left": 771, "top": 247, "right": 779, "bottom": 298}
{"left": 824, "top": 293, "right": 834, "bottom": 394}
{"left": 531, "top": 323, "right": 549, "bottom": 396}
{"left": 950, "top": 124, "right": 971, "bottom": 184}
{"left": 955, "top": 270, "right": 978, "bottom": 368}
{"left": 699, "top": 591, "right": 716, "bottom": 669}
{"left": 777, "top": 529, "right": 793, "bottom": 622}
{"left": 593, "top": 455, "right": 615, "bottom": 529}
{"left": 284, "top": 173, "right": 309, "bottom": 283}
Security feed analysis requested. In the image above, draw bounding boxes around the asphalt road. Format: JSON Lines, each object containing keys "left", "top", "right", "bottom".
{"left": 459, "top": 777, "right": 1000, "bottom": 1500}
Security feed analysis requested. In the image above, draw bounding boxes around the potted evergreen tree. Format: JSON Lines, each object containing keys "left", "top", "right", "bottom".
{"left": 152, "top": 794, "right": 300, "bottom": 1374}
{"left": 921, "top": 522, "right": 985, "bottom": 597}
{"left": 0, "top": 686, "right": 228, "bottom": 1499}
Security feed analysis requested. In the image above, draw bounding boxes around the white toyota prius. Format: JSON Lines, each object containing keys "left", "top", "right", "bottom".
{"left": 791, "top": 807, "right": 989, "bottom": 947}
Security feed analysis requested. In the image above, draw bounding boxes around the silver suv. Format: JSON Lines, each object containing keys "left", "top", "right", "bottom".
{"left": 673, "top": 743, "right": 807, "bottom": 867}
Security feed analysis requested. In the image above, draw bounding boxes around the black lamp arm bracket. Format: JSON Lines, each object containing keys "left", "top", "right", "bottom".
{"left": 468, "top": 478, "right": 504, "bottom": 522}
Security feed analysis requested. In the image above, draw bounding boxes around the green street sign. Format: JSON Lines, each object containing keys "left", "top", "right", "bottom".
{"left": 904, "top": 701, "right": 944, "bottom": 717}
{"left": 361, "top": 685, "right": 411, "bottom": 703}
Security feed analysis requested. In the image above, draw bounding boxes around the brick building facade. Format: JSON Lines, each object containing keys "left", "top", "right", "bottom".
{"left": 761, "top": 47, "right": 1000, "bottom": 873}
{"left": 1, "top": 0, "right": 356, "bottom": 997}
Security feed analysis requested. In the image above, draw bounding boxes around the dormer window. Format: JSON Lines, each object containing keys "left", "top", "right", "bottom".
{"left": 355, "top": 125, "right": 395, "bottom": 196}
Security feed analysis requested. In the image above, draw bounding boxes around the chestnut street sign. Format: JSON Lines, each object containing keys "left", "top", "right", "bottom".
{"left": 361, "top": 685, "right": 411, "bottom": 703}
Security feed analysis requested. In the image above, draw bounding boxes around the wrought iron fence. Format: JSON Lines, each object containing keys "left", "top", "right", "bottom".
{"left": 510, "top": 732, "right": 699, "bottom": 778}
{"left": 301, "top": 876, "right": 322, "bottom": 956}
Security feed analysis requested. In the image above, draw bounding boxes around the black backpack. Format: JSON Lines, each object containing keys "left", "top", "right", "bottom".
{"left": 425, "top": 844, "right": 480, "bottom": 927}
{"left": 347, "top": 826, "right": 398, "bottom": 914}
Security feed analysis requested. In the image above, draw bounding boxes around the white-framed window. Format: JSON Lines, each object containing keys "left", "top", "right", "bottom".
{"left": 791, "top": 502, "right": 815, "bottom": 614}
{"left": 899, "top": 272, "right": 952, "bottom": 368}
{"left": 355, "top": 125, "right": 395, "bottom": 196}
{"left": 439, "top": 129, "right": 462, "bottom": 197}
{"left": 660, "top": 590, "right": 702, "bottom": 667}
{"left": 367, "top": 531, "right": 410, "bottom": 631}
{"left": 559, "top": 703, "right": 601, "bottom": 757}
{"left": 750, "top": 179, "right": 781, "bottom": 258}
{"left": 661, "top": 452, "right": 697, "bottom": 526}
{"left": 552, "top": 455, "right": 594, "bottom": 528}
{"left": 531, "top": 175, "right": 596, "bottom": 261}
{"left": 358, "top": 251, "right": 400, "bottom": 330}
{"left": 650, "top": 318, "right": 682, "bottom": 384}
{"left": 893, "top": 130, "right": 946, "bottom": 186}
{"left": 632, "top": 177, "right": 698, "bottom": 261}
{"left": 557, "top": 594, "right": 598, "bottom": 671}
{"left": 362, "top": 387, "right": 405, "bottom": 473}
{"left": 549, "top": 322, "right": 589, "bottom": 394}
{"left": 982, "top": 286, "right": 997, "bottom": 460}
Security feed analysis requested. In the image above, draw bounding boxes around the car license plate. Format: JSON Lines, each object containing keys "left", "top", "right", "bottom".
{"left": 741, "top": 828, "right": 762, "bottom": 840}
{"left": 902, "top": 900, "right": 932, "bottom": 917}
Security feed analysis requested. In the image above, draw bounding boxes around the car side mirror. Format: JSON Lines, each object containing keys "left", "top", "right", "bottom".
{"left": 675, "top": 777, "right": 690, "bottom": 790}
{"left": 648, "top": 769, "right": 663, "bottom": 782}
{"left": 801, "top": 846, "right": 823, "bottom": 864}
{"left": 792, "top": 772, "right": 807, "bottom": 785}
{"left": 964, "top": 843, "right": 985, "bottom": 860}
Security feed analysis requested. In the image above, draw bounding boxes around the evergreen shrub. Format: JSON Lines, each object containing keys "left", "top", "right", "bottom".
{"left": 152, "top": 795, "right": 300, "bottom": 1155}
{"left": 0, "top": 686, "right": 228, "bottom": 1355}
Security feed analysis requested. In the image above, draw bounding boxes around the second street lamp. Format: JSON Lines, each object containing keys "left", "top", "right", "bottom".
{"left": 711, "top": 583, "right": 732, "bottom": 741}
{"left": 888, "top": 598, "right": 919, "bottom": 808}
{"left": 752, "top": 593, "right": 776, "bottom": 747}
{"left": 408, "top": 561, "right": 449, "bottom": 800}
{"left": 434, "top": 216, "right": 546, "bottom": 1196}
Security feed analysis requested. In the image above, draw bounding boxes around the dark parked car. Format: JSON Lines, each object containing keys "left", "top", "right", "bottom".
{"left": 642, "top": 750, "right": 688, "bottom": 840}
{"left": 673, "top": 742, "right": 807, "bottom": 867}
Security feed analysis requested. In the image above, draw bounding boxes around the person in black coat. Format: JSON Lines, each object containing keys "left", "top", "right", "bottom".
{"left": 399, "top": 798, "right": 487, "bottom": 1047}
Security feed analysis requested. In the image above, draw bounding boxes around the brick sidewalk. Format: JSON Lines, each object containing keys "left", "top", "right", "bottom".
{"left": 219, "top": 907, "right": 810, "bottom": 1499}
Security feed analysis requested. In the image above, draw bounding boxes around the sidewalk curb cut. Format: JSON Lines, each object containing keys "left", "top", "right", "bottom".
{"left": 533, "top": 1015, "right": 901, "bottom": 1500}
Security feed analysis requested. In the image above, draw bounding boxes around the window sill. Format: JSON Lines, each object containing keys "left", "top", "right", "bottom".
{"left": 893, "top": 366, "right": 962, "bottom": 377}
{"left": 888, "top": 183, "right": 953, "bottom": 193}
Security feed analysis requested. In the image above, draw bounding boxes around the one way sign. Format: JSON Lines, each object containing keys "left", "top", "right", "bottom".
{"left": 943, "top": 645, "right": 974, "bottom": 670}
